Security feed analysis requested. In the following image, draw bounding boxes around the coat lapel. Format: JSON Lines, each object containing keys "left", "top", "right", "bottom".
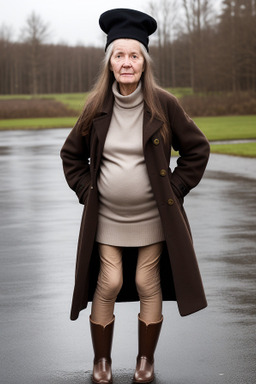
{"left": 92, "top": 94, "right": 114, "bottom": 148}
{"left": 92, "top": 96, "right": 163, "bottom": 151}
{"left": 143, "top": 106, "right": 163, "bottom": 148}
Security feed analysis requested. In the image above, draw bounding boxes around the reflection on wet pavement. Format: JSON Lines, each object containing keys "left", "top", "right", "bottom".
{"left": 0, "top": 129, "right": 255, "bottom": 384}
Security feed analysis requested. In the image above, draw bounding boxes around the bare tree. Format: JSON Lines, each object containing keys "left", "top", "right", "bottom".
{"left": 1, "top": 4, "right": 255, "bottom": 95}
{"left": 0, "top": 24, "right": 13, "bottom": 94}
{"left": 0, "top": 23, "right": 13, "bottom": 42}
{"left": 218, "top": 0, "right": 256, "bottom": 92}
{"left": 148, "top": 0, "right": 179, "bottom": 87}
{"left": 182, "top": 0, "right": 213, "bottom": 90}
{"left": 20, "top": 12, "right": 50, "bottom": 94}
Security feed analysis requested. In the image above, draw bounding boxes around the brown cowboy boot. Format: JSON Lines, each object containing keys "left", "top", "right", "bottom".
{"left": 133, "top": 314, "right": 163, "bottom": 383}
{"left": 90, "top": 315, "right": 115, "bottom": 384}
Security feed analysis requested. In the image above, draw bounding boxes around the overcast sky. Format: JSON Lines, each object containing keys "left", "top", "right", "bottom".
{"left": 0, "top": 0, "right": 222, "bottom": 47}
{"left": 0, "top": 0, "right": 156, "bottom": 47}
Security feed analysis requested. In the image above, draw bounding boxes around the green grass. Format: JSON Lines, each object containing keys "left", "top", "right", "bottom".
{"left": 194, "top": 115, "right": 256, "bottom": 141}
{"left": 45, "top": 93, "right": 88, "bottom": 112}
{"left": 0, "top": 117, "right": 77, "bottom": 130}
{"left": 0, "top": 89, "right": 193, "bottom": 111}
{"left": 0, "top": 93, "right": 88, "bottom": 113}
{"left": 0, "top": 94, "right": 35, "bottom": 100}
{"left": 166, "top": 87, "right": 193, "bottom": 98}
{"left": 210, "top": 142, "right": 256, "bottom": 157}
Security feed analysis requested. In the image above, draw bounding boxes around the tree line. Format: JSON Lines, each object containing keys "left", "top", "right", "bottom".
{"left": 0, "top": 0, "right": 256, "bottom": 95}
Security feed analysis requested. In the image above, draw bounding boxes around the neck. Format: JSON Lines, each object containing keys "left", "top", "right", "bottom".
{"left": 112, "top": 81, "right": 143, "bottom": 109}
{"left": 119, "top": 83, "right": 138, "bottom": 96}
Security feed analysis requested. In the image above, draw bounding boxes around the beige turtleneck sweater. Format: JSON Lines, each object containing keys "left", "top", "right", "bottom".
{"left": 96, "top": 81, "right": 165, "bottom": 246}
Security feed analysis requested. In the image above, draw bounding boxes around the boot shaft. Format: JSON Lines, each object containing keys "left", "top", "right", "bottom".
{"left": 138, "top": 314, "right": 163, "bottom": 362}
{"left": 90, "top": 316, "right": 115, "bottom": 362}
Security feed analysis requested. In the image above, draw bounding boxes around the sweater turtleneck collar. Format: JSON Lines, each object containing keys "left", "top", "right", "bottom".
{"left": 112, "top": 81, "right": 144, "bottom": 109}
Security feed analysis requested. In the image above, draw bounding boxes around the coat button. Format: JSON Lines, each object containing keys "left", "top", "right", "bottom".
{"left": 168, "top": 198, "right": 174, "bottom": 206}
{"left": 160, "top": 169, "right": 167, "bottom": 177}
{"left": 153, "top": 138, "right": 160, "bottom": 145}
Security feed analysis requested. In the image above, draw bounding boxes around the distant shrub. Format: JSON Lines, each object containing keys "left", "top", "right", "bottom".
{"left": 0, "top": 99, "right": 78, "bottom": 119}
{"left": 179, "top": 92, "right": 256, "bottom": 117}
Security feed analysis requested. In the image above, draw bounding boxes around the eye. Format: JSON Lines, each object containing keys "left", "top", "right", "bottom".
{"left": 115, "top": 52, "right": 123, "bottom": 59}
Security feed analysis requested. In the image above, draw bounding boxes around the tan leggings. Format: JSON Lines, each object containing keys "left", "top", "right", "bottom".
{"left": 91, "top": 242, "right": 163, "bottom": 326}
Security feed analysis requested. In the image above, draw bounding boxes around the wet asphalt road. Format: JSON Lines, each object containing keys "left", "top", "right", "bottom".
{"left": 0, "top": 129, "right": 255, "bottom": 384}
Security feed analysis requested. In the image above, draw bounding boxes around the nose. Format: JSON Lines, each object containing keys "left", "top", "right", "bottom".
{"left": 122, "top": 56, "right": 131, "bottom": 67}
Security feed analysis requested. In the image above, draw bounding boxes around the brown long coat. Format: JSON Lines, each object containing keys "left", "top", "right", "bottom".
{"left": 60, "top": 88, "right": 210, "bottom": 321}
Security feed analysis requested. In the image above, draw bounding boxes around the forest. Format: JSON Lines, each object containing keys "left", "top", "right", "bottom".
{"left": 0, "top": 0, "right": 256, "bottom": 95}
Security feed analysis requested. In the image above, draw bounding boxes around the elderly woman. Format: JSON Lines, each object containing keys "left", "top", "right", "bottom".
{"left": 60, "top": 8, "right": 210, "bottom": 384}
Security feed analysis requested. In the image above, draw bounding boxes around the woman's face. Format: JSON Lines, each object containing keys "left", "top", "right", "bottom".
{"left": 110, "top": 39, "right": 145, "bottom": 96}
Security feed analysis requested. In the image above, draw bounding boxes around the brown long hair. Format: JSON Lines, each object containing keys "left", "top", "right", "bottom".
{"left": 78, "top": 41, "right": 169, "bottom": 142}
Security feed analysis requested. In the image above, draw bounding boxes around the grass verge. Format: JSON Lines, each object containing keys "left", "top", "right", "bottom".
{"left": 0, "top": 89, "right": 192, "bottom": 113}
{"left": 0, "top": 93, "right": 87, "bottom": 113}
{"left": 0, "top": 117, "right": 77, "bottom": 130}
{"left": 210, "top": 142, "right": 256, "bottom": 157}
{"left": 1, "top": 114, "right": 255, "bottom": 139}
{"left": 45, "top": 93, "right": 87, "bottom": 111}
{"left": 194, "top": 115, "right": 256, "bottom": 141}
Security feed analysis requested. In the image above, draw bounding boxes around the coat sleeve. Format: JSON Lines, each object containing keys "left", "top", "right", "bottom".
{"left": 60, "top": 121, "right": 91, "bottom": 204}
{"left": 169, "top": 98, "right": 210, "bottom": 198}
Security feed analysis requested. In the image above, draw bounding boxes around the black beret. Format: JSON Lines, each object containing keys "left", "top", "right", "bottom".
{"left": 99, "top": 8, "right": 157, "bottom": 51}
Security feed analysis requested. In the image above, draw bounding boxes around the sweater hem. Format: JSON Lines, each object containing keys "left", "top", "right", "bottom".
{"left": 96, "top": 215, "right": 165, "bottom": 247}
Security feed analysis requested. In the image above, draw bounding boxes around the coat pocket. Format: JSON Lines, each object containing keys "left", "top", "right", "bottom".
{"left": 168, "top": 168, "right": 184, "bottom": 206}
{"left": 76, "top": 173, "right": 91, "bottom": 205}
